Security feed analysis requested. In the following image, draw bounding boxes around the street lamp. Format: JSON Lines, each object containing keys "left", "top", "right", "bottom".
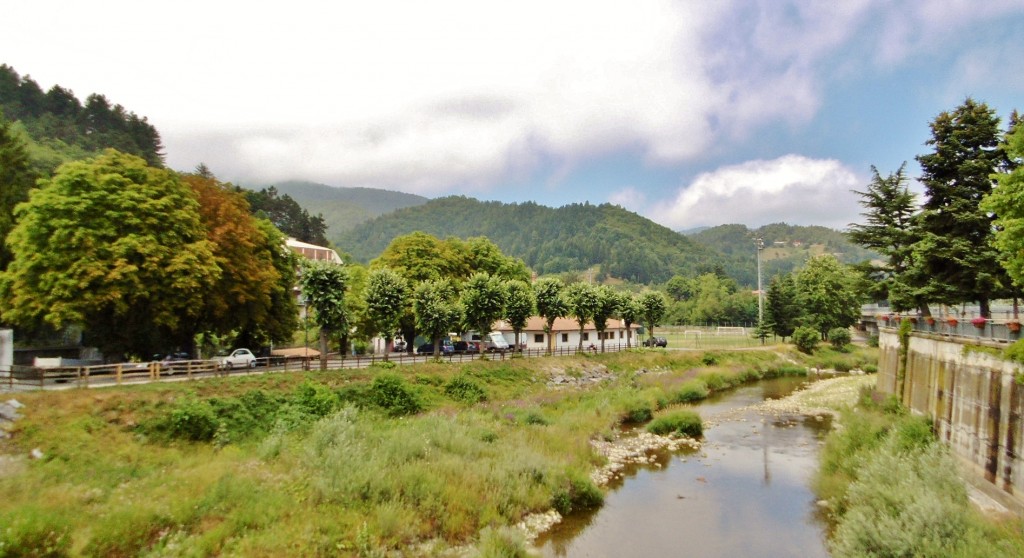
{"left": 756, "top": 238, "right": 765, "bottom": 324}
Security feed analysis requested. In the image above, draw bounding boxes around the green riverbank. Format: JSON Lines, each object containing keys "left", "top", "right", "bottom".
{"left": 0, "top": 347, "right": 872, "bottom": 556}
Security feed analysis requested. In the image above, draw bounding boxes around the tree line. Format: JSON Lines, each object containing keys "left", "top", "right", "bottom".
{"left": 0, "top": 64, "right": 164, "bottom": 172}
{"left": 848, "top": 98, "right": 1022, "bottom": 319}
{"left": 297, "top": 230, "right": 672, "bottom": 367}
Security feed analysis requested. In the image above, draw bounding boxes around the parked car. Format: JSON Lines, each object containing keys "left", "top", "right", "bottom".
{"left": 453, "top": 340, "right": 481, "bottom": 354}
{"left": 643, "top": 337, "right": 668, "bottom": 348}
{"left": 482, "top": 331, "right": 510, "bottom": 352}
{"left": 217, "top": 348, "right": 257, "bottom": 369}
{"left": 417, "top": 339, "right": 454, "bottom": 355}
{"left": 392, "top": 339, "right": 407, "bottom": 352}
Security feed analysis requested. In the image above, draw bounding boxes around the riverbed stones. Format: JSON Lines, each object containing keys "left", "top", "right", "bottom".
{"left": 589, "top": 432, "right": 701, "bottom": 486}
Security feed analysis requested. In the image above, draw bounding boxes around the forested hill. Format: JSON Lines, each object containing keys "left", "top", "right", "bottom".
{"left": 269, "top": 180, "right": 428, "bottom": 237}
{"left": 336, "top": 196, "right": 716, "bottom": 284}
{"left": 0, "top": 64, "right": 163, "bottom": 174}
{"left": 687, "top": 223, "right": 877, "bottom": 286}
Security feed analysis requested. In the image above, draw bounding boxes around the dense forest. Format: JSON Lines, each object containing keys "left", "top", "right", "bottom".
{"left": 688, "top": 223, "right": 878, "bottom": 285}
{"left": 0, "top": 64, "right": 163, "bottom": 174}
{"left": 337, "top": 196, "right": 717, "bottom": 284}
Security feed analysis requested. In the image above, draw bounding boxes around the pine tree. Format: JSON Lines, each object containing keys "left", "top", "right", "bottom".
{"left": 912, "top": 98, "right": 1011, "bottom": 317}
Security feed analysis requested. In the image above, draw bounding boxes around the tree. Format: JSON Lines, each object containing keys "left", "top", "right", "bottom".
{"left": 534, "top": 277, "right": 567, "bottom": 354}
{"left": 244, "top": 186, "right": 328, "bottom": 245}
{"left": 912, "top": 98, "right": 1010, "bottom": 318}
{"left": 0, "top": 150, "right": 219, "bottom": 359}
{"left": 591, "top": 286, "right": 621, "bottom": 352}
{"left": 413, "top": 279, "right": 461, "bottom": 357}
{"left": 181, "top": 172, "right": 288, "bottom": 353}
{"left": 638, "top": 291, "right": 668, "bottom": 343}
{"left": 504, "top": 279, "right": 535, "bottom": 351}
{"left": 794, "top": 255, "right": 861, "bottom": 339}
{"left": 847, "top": 164, "right": 920, "bottom": 311}
{"left": 364, "top": 268, "right": 408, "bottom": 360}
{"left": 245, "top": 219, "right": 299, "bottom": 348}
{"left": 460, "top": 272, "right": 507, "bottom": 355}
{"left": 764, "top": 274, "right": 800, "bottom": 341}
{"left": 299, "top": 260, "right": 350, "bottom": 369}
{"left": 0, "top": 113, "right": 37, "bottom": 271}
{"left": 564, "top": 282, "right": 600, "bottom": 351}
{"left": 616, "top": 292, "right": 641, "bottom": 348}
{"left": 982, "top": 124, "right": 1024, "bottom": 288}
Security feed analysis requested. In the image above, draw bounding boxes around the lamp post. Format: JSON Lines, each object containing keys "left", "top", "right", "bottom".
{"left": 756, "top": 238, "right": 764, "bottom": 324}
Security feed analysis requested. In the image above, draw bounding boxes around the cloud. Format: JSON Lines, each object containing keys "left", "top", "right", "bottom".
{"left": 607, "top": 187, "right": 647, "bottom": 213}
{"left": 650, "top": 155, "right": 863, "bottom": 230}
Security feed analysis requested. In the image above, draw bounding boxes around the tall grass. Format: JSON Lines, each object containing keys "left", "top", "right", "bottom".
{"left": 0, "top": 347, "right": 873, "bottom": 555}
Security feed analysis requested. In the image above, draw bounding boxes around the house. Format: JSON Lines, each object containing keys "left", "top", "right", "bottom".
{"left": 492, "top": 316, "right": 640, "bottom": 350}
{"left": 286, "top": 238, "right": 343, "bottom": 264}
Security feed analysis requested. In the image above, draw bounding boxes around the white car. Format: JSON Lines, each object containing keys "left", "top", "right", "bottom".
{"left": 218, "top": 348, "right": 257, "bottom": 369}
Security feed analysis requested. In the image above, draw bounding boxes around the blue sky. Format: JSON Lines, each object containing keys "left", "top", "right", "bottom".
{"left": 3, "top": 1, "right": 1023, "bottom": 231}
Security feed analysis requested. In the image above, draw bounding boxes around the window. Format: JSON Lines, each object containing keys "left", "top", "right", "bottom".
{"left": 619, "top": 331, "right": 624, "bottom": 338}
{"left": 561, "top": 333, "right": 569, "bottom": 343}
{"left": 582, "top": 333, "right": 589, "bottom": 341}
{"left": 534, "top": 334, "right": 544, "bottom": 344}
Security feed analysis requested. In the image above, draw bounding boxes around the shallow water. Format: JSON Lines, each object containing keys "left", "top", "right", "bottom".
{"left": 536, "top": 378, "right": 833, "bottom": 557}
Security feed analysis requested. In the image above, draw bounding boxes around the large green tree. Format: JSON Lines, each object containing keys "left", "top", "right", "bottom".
{"left": 764, "top": 274, "right": 800, "bottom": 341}
{"left": 503, "top": 279, "right": 535, "bottom": 351}
{"left": 0, "top": 150, "right": 219, "bottom": 359}
{"left": 847, "top": 164, "right": 920, "bottom": 311}
{"left": 911, "top": 98, "right": 1011, "bottom": 317}
{"left": 460, "top": 272, "right": 507, "bottom": 355}
{"left": 615, "top": 291, "right": 641, "bottom": 348}
{"left": 413, "top": 279, "right": 461, "bottom": 357}
{"left": 794, "top": 255, "right": 861, "bottom": 339}
{"left": 364, "top": 268, "right": 408, "bottom": 360}
{"left": 591, "top": 285, "right": 621, "bottom": 352}
{"left": 982, "top": 124, "right": 1024, "bottom": 289}
{"left": 299, "top": 260, "right": 350, "bottom": 369}
{"left": 564, "top": 282, "right": 600, "bottom": 351}
{"left": 638, "top": 291, "right": 668, "bottom": 343}
{"left": 534, "top": 277, "right": 567, "bottom": 354}
{"left": 0, "top": 113, "right": 37, "bottom": 271}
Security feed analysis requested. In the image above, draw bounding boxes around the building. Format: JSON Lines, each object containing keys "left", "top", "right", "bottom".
{"left": 286, "top": 238, "right": 343, "bottom": 264}
{"left": 492, "top": 317, "right": 640, "bottom": 350}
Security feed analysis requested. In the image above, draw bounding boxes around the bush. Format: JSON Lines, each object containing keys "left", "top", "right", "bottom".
{"left": 370, "top": 374, "right": 423, "bottom": 417}
{"left": 867, "top": 334, "right": 879, "bottom": 347}
{"left": 445, "top": 375, "right": 487, "bottom": 404}
{"left": 647, "top": 410, "right": 703, "bottom": 437}
{"left": 829, "top": 327, "right": 852, "bottom": 351}
{"left": 293, "top": 381, "right": 339, "bottom": 417}
{"left": 700, "top": 353, "right": 719, "bottom": 366}
{"left": 0, "top": 507, "right": 71, "bottom": 557}
{"left": 793, "top": 326, "right": 820, "bottom": 354}
{"left": 671, "top": 379, "right": 709, "bottom": 403}
{"left": 620, "top": 396, "right": 654, "bottom": 424}
{"left": 551, "top": 472, "right": 603, "bottom": 515}
{"left": 474, "top": 526, "right": 531, "bottom": 558}
{"left": 1004, "top": 338, "right": 1024, "bottom": 364}
{"left": 167, "top": 397, "right": 219, "bottom": 441}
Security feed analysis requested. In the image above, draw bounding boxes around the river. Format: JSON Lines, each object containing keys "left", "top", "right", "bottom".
{"left": 535, "top": 377, "right": 833, "bottom": 557}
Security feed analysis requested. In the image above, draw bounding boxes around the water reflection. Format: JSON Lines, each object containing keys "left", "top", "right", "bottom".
{"left": 536, "top": 379, "right": 832, "bottom": 558}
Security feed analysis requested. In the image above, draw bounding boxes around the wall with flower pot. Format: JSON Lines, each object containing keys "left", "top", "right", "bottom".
{"left": 878, "top": 330, "right": 1024, "bottom": 511}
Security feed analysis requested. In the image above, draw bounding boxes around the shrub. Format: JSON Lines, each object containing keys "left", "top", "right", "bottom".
{"left": 701, "top": 353, "right": 719, "bottom": 366}
{"left": 697, "top": 371, "right": 728, "bottom": 391}
{"left": 862, "top": 364, "right": 878, "bottom": 374}
{"left": 671, "top": 379, "right": 709, "bottom": 403}
{"left": 620, "top": 396, "right": 654, "bottom": 424}
{"left": 522, "top": 411, "right": 550, "bottom": 426}
{"left": 793, "top": 326, "right": 820, "bottom": 354}
{"left": 551, "top": 471, "right": 603, "bottom": 515}
{"left": 293, "top": 381, "right": 339, "bottom": 417}
{"left": 829, "top": 328, "right": 852, "bottom": 351}
{"left": 168, "top": 397, "right": 219, "bottom": 441}
{"left": 1004, "top": 338, "right": 1024, "bottom": 364}
{"left": 867, "top": 334, "right": 879, "bottom": 347}
{"left": 475, "top": 526, "right": 531, "bottom": 558}
{"left": 445, "top": 375, "right": 487, "bottom": 404}
{"left": 647, "top": 410, "right": 703, "bottom": 437}
{"left": 370, "top": 374, "right": 423, "bottom": 417}
{"left": 763, "top": 365, "right": 807, "bottom": 378}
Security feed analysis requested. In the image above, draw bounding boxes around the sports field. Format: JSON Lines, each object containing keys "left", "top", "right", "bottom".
{"left": 654, "top": 325, "right": 774, "bottom": 349}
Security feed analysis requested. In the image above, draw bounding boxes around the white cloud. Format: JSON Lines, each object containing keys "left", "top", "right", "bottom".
{"left": 650, "top": 155, "right": 863, "bottom": 230}
{"left": 607, "top": 187, "right": 647, "bottom": 213}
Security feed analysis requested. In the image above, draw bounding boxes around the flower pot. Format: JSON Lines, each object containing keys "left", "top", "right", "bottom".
{"left": 1008, "top": 321, "right": 1021, "bottom": 333}
{"left": 971, "top": 317, "right": 987, "bottom": 329}
{"left": 925, "top": 317, "right": 936, "bottom": 326}
{"left": 946, "top": 317, "right": 959, "bottom": 327}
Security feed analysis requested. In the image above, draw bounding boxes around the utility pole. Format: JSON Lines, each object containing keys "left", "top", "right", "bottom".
{"left": 756, "top": 238, "right": 764, "bottom": 323}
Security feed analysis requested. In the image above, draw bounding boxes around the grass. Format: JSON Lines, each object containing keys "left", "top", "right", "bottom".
{"left": 0, "top": 346, "right": 866, "bottom": 555}
{"left": 815, "top": 389, "right": 1024, "bottom": 557}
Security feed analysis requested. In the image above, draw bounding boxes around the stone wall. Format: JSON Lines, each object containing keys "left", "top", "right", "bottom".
{"left": 878, "top": 329, "right": 1023, "bottom": 508}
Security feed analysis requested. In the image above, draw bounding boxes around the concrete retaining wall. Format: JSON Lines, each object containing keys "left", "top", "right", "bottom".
{"left": 878, "top": 329, "right": 1023, "bottom": 508}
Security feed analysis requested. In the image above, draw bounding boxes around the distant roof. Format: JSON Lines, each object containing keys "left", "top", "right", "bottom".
{"left": 494, "top": 317, "right": 638, "bottom": 333}
{"left": 286, "top": 238, "right": 342, "bottom": 264}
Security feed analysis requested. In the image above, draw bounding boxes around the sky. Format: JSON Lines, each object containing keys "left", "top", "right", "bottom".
{"left": 3, "top": 1, "right": 1023, "bottom": 231}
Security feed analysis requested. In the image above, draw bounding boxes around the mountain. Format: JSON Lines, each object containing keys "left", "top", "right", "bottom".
{"left": 335, "top": 196, "right": 717, "bottom": 284}
{"left": 687, "top": 223, "right": 877, "bottom": 286}
{"left": 265, "top": 180, "right": 428, "bottom": 240}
